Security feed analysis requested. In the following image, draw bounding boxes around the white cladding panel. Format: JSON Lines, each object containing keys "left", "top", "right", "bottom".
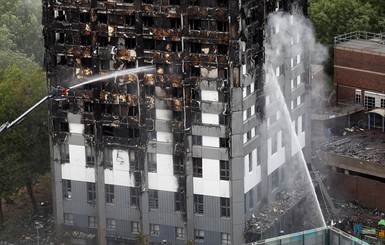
{"left": 201, "top": 113, "right": 219, "bottom": 125}
{"left": 202, "top": 159, "right": 219, "bottom": 180}
{"left": 69, "top": 145, "right": 86, "bottom": 166}
{"left": 148, "top": 154, "right": 176, "bottom": 192}
{"left": 202, "top": 136, "right": 219, "bottom": 147}
{"left": 62, "top": 164, "right": 96, "bottom": 182}
{"left": 69, "top": 123, "right": 84, "bottom": 134}
{"left": 156, "top": 109, "right": 173, "bottom": 120}
{"left": 157, "top": 132, "right": 173, "bottom": 143}
{"left": 113, "top": 149, "right": 129, "bottom": 171}
{"left": 201, "top": 90, "right": 218, "bottom": 102}
{"left": 193, "top": 177, "right": 230, "bottom": 198}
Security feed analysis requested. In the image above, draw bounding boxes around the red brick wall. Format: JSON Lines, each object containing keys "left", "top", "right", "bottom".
{"left": 335, "top": 48, "right": 385, "bottom": 73}
{"left": 329, "top": 172, "right": 385, "bottom": 212}
{"left": 334, "top": 48, "right": 385, "bottom": 102}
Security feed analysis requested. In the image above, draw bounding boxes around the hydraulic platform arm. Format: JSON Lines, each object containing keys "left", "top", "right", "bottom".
{"left": 0, "top": 95, "right": 52, "bottom": 133}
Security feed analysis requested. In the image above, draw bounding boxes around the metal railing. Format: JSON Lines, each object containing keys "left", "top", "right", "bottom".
{"left": 334, "top": 31, "right": 383, "bottom": 44}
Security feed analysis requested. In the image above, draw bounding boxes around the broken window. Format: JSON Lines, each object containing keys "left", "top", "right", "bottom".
{"left": 63, "top": 179, "right": 72, "bottom": 199}
{"left": 81, "top": 58, "right": 92, "bottom": 69}
{"left": 217, "top": 0, "right": 228, "bottom": 7}
{"left": 105, "top": 184, "right": 115, "bottom": 204}
{"left": 190, "top": 42, "right": 202, "bottom": 53}
{"left": 147, "top": 153, "right": 157, "bottom": 172}
{"left": 170, "top": 18, "right": 181, "bottom": 29}
{"left": 193, "top": 158, "right": 202, "bottom": 177}
{"left": 189, "top": 19, "right": 201, "bottom": 30}
{"left": 175, "top": 192, "right": 185, "bottom": 212}
{"left": 98, "top": 36, "right": 108, "bottom": 47}
{"left": 143, "top": 16, "right": 154, "bottom": 27}
{"left": 79, "top": 12, "right": 90, "bottom": 23}
{"left": 85, "top": 146, "right": 95, "bottom": 167}
{"left": 220, "top": 137, "right": 229, "bottom": 147}
{"left": 220, "top": 197, "right": 230, "bottom": 217}
{"left": 85, "top": 124, "right": 94, "bottom": 135}
{"left": 217, "top": 44, "right": 228, "bottom": 55}
{"left": 194, "top": 194, "right": 204, "bottom": 214}
{"left": 84, "top": 101, "right": 94, "bottom": 113}
{"left": 129, "top": 150, "right": 138, "bottom": 170}
{"left": 144, "top": 85, "right": 155, "bottom": 95}
{"left": 189, "top": 0, "right": 200, "bottom": 6}
{"left": 190, "top": 66, "right": 200, "bottom": 76}
{"left": 171, "top": 41, "right": 182, "bottom": 52}
{"left": 125, "top": 37, "right": 136, "bottom": 49}
{"left": 56, "top": 32, "right": 65, "bottom": 44}
{"left": 128, "top": 106, "right": 138, "bottom": 116}
{"left": 87, "top": 182, "right": 96, "bottom": 203}
{"left": 143, "top": 38, "right": 155, "bottom": 50}
{"left": 130, "top": 187, "right": 140, "bottom": 207}
{"left": 171, "top": 87, "right": 183, "bottom": 98}
{"left": 126, "top": 15, "right": 135, "bottom": 26}
{"left": 169, "top": 0, "right": 180, "bottom": 5}
{"left": 55, "top": 10, "right": 66, "bottom": 21}
{"left": 101, "top": 104, "right": 112, "bottom": 116}
{"left": 217, "top": 21, "right": 229, "bottom": 32}
{"left": 149, "top": 189, "right": 159, "bottom": 209}
{"left": 192, "top": 135, "right": 202, "bottom": 145}
{"left": 220, "top": 160, "right": 229, "bottom": 180}
{"left": 109, "top": 15, "right": 125, "bottom": 25}
{"left": 60, "top": 122, "right": 69, "bottom": 133}
{"left": 103, "top": 148, "right": 113, "bottom": 168}
{"left": 60, "top": 144, "right": 70, "bottom": 163}
{"left": 173, "top": 156, "right": 184, "bottom": 175}
{"left": 97, "top": 13, "right": 108, "bottom": 24}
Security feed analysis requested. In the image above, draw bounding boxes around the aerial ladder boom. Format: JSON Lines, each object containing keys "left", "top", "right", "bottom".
{"left": 0, "top": 95, "right": 52, "bottom": 133}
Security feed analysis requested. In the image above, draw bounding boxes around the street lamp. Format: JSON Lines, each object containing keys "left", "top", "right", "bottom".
{"left": 35, "top": 221, "right": 43, "bottom": 245}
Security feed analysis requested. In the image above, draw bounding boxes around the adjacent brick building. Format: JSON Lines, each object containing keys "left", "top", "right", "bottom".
{"left": 335, "top": 32, "right": 385, "bottom": 109}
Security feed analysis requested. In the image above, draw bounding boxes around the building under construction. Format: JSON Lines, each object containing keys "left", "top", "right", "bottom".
{"left": 42, "top": 0, "right": 311, "bottom": 244}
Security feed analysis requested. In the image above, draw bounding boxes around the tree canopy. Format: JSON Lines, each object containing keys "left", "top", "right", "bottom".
{"left": 0, "top": 63, "right": 49, "bottom": 221}
{"left": 0, "top": 0, "right": 44, "bottom": 64}
{"left": 309, "top": 0, "right": 385, "bottom": 46}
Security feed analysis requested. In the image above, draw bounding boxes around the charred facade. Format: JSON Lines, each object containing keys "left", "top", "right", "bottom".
{"left": 43, "top": 0, "right": 309, "bottom": 244}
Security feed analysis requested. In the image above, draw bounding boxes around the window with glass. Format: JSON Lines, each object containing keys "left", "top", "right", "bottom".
{"left": 149, "top": 189, "right": 159, "bottom": 209}
{"left": 106, "top": 184, "right": 115, "bottom": 204}
{"left": 87, "top": 182, "right": 96, "bottom": 203}
{"left": 194, "top": 194, "right": 204, "bottom": 214}
{"left": 193, "top": 158, "right": 202, "bottom": 177}
{"left": 220, "top": 160, "right": 229, "bottom": 180}
{"left": 63, "top": 179, "right": 72, "bottom": 199}
{"left": 220, "top": 198, "right": 230, "bottom": 217}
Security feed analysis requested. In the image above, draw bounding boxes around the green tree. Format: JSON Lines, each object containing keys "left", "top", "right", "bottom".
{"left": 0, "top": 63, "right": 49, "bottom": 223}
{"left": 308, "top": 0, "right": 385, "bottom": 76}
{"left": 309, "top": 0, "right": 378, "bottom": 45}
{"left": 0, "top": 0, "right": 44, "bottom": 64}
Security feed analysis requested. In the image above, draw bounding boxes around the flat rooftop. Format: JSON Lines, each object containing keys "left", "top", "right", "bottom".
{"left": 334, "top": 31, "right": 385, "bottom": 55}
